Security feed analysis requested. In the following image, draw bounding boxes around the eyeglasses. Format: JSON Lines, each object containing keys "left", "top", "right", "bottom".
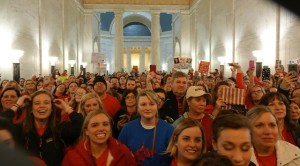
{"left": 125, "top": 95, "right": 136, "bottom": 100}
{"left": 159, "top": 97, "right": 166, "bottom": 102}
{"left": 251, "top": 90, "right": 262, "bottom": 94}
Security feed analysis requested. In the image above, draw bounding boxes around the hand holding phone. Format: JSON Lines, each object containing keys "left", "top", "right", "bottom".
{"left": 288, "top": 64, "right": 298, "bottom": 77}
{"left": 262, "top": 67, "right": 271, "bottom": 81}
{"left": 249, "top": 60, "right": 255, "bottom": 69}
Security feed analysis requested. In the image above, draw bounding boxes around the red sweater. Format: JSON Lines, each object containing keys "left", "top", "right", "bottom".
{"left": 102, "top": 94, "right": 122, "bottom": 118}
{"left": 62, "top": 137, "right": 136, "bottom": 166}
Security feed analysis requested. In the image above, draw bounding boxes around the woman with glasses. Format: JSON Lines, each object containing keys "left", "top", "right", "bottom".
{"left": 112, "top": 89, "right": 138, "bottom": 138}
{"left": 118, "top": 90, "right": 174, "bottom": 166}
{"left": 153, "top": 88, "right": 172, "bottom": 123}
{"left": 245, "top": 85, "right": 265, "bottom": 110}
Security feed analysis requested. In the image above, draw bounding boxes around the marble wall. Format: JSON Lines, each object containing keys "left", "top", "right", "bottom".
{"left": 0, "top": 0, "right": 87, "bottom": 80}
{"left": 190, "top": 0, "right": 300, "bottom": 77}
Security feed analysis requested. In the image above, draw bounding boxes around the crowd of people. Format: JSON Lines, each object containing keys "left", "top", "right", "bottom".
{"left": 0, "top": 62, "right": 300, "bottom": 166}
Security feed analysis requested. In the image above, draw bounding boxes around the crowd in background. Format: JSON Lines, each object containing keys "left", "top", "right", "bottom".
{"left": 0, "top": 62, "right": 300, "bottom": 166}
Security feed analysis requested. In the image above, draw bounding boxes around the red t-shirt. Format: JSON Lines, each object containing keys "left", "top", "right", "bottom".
{"left": 197, "top": 114, "right": 213, "bottom": 151}
{"left": 282, "top": 125, "right": 296, "bottom": 146}
{"left": 102, "top": 94, "right": 122, "bottom": 118}
{"left": 36, "top": 127, "right": 46, "bottom": 136}
{"left": 255, "top": 150, "right": 276, "bottom": 166}
{"left": 96, "top": 148, "right": 109, "bottom": 166}
{"left": 170, "top": 159, "right": 177, "bottom": 166}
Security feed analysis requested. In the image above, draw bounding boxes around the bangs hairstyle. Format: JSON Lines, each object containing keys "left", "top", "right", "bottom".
{"left": 137, "top": 89, "right": 160, "bottom": 105}
{"left": 166, "top": 118, "right": 207, "bottom": 157}
{"left": 23, "top": 90, "right": 58, "bottom": 142}
{"left": 79, "top": 93, "right": 104, "bottom": 117}
{"left": 212, "top": 114, "right": 252, "bottom": 143}
{"left": 246, "top": 105, "right": 279, "bottom": 128}
{"left": 81, "top": 110, "right": 113, "bottom": 140}
{"left": 259, "top": 92, "right": 292, "bottom": 126}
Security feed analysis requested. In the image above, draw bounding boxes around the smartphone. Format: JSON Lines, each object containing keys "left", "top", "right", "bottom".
{"left": 220, "top": 65, "right": 225, "bottom": 74}
{"left": 150, "top": 65, "right": 156, "bottom": 72}
{"left": 249, "top": 60, "right": 255, "bottom": 69}
{"left": 262, "top": 67, "right": 270, "bottom": 81}
{"left": 288, "top": 64, "right": 298, "bottom": 76}
{"left": 119, "top": 115, "right": 128, "bottom": 122}
{"left": 80, "top": 65, "right": 83, "bottom": 71}
{"left": 256, "top": 62, "right": 262, "bottom": 77}
{"left": 228, "top": 63, "right": 234, "bottom": 66}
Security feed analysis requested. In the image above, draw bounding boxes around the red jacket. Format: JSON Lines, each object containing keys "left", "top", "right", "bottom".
{"left": 62, "top": 137, "right": 136, "bottom": 166}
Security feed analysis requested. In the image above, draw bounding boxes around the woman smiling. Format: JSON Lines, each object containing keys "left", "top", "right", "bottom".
{"left": 166, "top": 118, "right": 206, "bottom": 166}
{"left": 62, "top": 110, "right": 135, "bottom": 166}
{"left": 0, "top": 90, "right": 83, "bottom": 166}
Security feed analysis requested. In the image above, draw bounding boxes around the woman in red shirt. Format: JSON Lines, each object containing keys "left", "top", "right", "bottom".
{"left": 259, "top": 92, "right": 298, "bottom": 146}
{"left": 247, "top": 105, "right": 300, "bottom": 165}
{"left": 166, "top": 118, "right": 206, "bottom": 166}
{"left": 62, "top": 110, "right": 136, "bottom": 166}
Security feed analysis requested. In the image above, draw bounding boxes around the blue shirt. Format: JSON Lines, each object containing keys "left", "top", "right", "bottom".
{"left": 118, "top": 119, "right": 174, "bottom": 166}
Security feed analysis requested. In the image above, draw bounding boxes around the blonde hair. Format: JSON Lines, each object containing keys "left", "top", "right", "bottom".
{"left": 78, "top": 93, "right": 104, "bottom": 117}
{"left": 246, "top": 105, "right": 281, "bottom": 139}
{"left": 137, "top": 89, "right": 160, "bottom": 105}
{"left": 81, "top": 110, "right": 112, "bottom": 140}
{"left": 165, "top": 118, "right": 206, "bottom": 157}
{"left": 246, "top": 105, "right": 279, "bottom": 126}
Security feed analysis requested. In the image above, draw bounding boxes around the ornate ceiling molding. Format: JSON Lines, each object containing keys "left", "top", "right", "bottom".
{"left": 84, "top": 4, "right": 189, "bottom": 13}
{"left": 82, "top": 0, "right": 190, "bottom": 5}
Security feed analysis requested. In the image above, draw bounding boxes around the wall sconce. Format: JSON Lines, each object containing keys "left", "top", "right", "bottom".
{"left": 11, "top": 50, "right": 24, "bottom": 82}
{"left": 69, "top": 60, "right": 76, "bottom": 75}
{"left": 49, "top": 56, "right": 58, "bottom": 79}
{"left": 81, "top": 62, "right": 87, "bottom": 76}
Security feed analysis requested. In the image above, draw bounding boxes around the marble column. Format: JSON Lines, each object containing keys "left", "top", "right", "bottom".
{"left": 140, "top": 47, "right": 145, "bottom": 73}
{"left": 83, "top": 10, "right": 93, "bottom": 73}
{"left": 127, "top": 47, "right": 131, "bottom": 73}
{"left": 151, "top": 11, "right": 160, "bottom": 71}
{"left": 114, "top": 9, "right": 124, "bottom": 72}
{"left": 180, "top": 10, "right": 191, "bottom": 58}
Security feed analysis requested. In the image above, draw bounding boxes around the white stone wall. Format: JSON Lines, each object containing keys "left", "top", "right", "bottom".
{"left": 0, "top": 0, "right": 85, "bottom": 80}
{"left": 0, "top": 0, "right": 39, "bottom": 80}
{"left": 190, "top": 0, "right": 300, "bottom": 77}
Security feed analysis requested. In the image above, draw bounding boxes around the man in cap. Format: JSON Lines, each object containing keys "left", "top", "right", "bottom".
{"left": 93, "top": 76, "right": 121, "bottom": 118}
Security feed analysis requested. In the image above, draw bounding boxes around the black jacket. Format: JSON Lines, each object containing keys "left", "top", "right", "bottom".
{"left": 1, "top": 109, "right": 83, "bottom": 166}
{"left": 160, "top": 91, "right": 184, "bottom": 123}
